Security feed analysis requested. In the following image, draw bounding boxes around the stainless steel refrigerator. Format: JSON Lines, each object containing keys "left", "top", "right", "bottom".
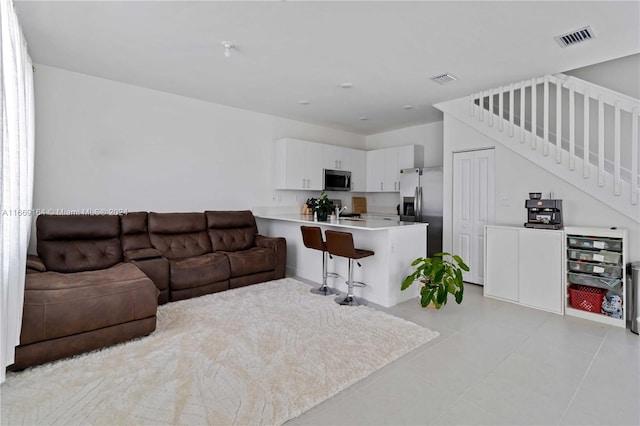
{"left": 399, "top": 167, "right": 443, "bottom": 257}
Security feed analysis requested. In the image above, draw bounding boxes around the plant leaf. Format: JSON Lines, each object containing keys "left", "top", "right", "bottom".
{"left": 436, "top": 286, "right": 447, "bottom": 305}
{"left": 411, "top": 257, "right": 424, "bottom": 266}
{"left": 453, "top": 255, "right": 470, "bottom": 271}
{"left": 401, "top": 274, "right": 417, "bottom": 291}
{"left": 433, "top": 266, "right": 446, "bottom": 283}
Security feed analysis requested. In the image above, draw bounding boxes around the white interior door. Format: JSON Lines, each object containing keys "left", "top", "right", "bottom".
{"left": 453, "top": 149, "right": 495, "bottom": 285}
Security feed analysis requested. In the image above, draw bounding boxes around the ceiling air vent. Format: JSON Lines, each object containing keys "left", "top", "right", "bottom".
{"left": 554, "top": 26, "right": 596, "bottom": 47}
{"left": 431, "top": 73, "right": 458, "bottom": 85}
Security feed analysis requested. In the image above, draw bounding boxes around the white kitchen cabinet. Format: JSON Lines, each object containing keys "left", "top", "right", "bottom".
{"left": 383, "top": 147, "right": 399, "bottom": 192}
{"left": 366, "top": 149, "right": 386, "bottom": 192}
{"left": 323, "top": 145, "right": 348, "bottom": 171}
{"left": 398, "top": 145, "right": 424, "bottom": 170}
{"left": 484, "top": 225, "right": 564, "bottom": 314}
{"left": 274, "top": 138, "right": 323, "bottom": 190}
{"left": 346, "top": 148, "right": 366, "bottom": 192}
{"left": 366, "top": 145, "right": 424, "bottom": 192}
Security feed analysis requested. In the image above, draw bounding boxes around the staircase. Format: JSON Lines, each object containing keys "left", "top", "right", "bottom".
{"left": 436, "top": 74, "right": 640, "bottom": 223}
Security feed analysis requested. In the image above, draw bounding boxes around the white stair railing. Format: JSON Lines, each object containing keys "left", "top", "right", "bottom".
{"left": 468, "top": 74, "right": 640, "bottom": 214}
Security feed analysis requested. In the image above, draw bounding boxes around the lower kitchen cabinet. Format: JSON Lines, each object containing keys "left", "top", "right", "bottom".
{"left": 485, "top": 225, "right": 564, "bottom": 314}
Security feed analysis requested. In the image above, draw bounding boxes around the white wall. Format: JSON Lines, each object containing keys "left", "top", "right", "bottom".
{"left": 442, "top": 113, "right": 639, "bottom": 263}
{"left": 565, "top": 53, "right": 640, "bottom": 99}
{"left": 31, "top": 65, "right": 365, "bottom": 248}
{"left": 364, "top": 121, "right": 443, "bottom": 212}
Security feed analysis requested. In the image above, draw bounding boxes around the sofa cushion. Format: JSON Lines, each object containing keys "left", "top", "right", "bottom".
{"left": 121, "top": 212, "right": 152, "bottom": 251}
{"left": 169, "top": 253, "right": 230, "bottom": 290}
{"left": 37, "top": 215, "right": 123, "bottom": 273}
{"left": 20, "top": 263, "right": 157, "bottom": 345}
{"left": 148, "top": 212, "right": 211, "bottom": 259}
{"left": 225, "top": 247, "right": 276, "bottom": 278}
{"left": 206, "top": 210, "right": 257, "bottom": 252}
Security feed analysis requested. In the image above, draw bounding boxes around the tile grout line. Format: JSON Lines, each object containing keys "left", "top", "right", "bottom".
{"left": 556, "top": 330, "right": 608, "bottom": 425}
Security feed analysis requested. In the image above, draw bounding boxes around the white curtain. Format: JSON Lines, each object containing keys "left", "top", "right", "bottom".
{"left": 0, "top": 0, "right": 35, "bottom": 383}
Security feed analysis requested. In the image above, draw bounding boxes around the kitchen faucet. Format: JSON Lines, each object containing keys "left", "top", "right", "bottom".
{"left": 335, "top": 205, "right": 348, "bottom": 220}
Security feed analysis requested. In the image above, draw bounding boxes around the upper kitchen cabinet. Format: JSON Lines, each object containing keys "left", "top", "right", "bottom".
{"left": 323, "top": 145, "right": 346, "bottom": 170}
{"left": 346, "top": 148, "right": 366, "bottom": 192}
{"left": 398, "top": 145, "right": 424, "bottom": 169}
{"left": 273, "top": 138, "right": 323, "bottom": 190}
{"left": 367, "top": 145, "right": 424, "bottom": 192}
{"left": 366, "top": 149, "right": 386, "bottom": 192}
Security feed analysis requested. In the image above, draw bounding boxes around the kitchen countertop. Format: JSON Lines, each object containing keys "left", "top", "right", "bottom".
{"left": 255, "top": 213, "right": 428, "bottom": 231}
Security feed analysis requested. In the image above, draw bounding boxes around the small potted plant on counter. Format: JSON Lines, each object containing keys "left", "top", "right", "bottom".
{"left": 401, "top": 252, "right": 469, "bottom": 309}
{"left": 306, "top": 192, "right": 334, "bottom": 222}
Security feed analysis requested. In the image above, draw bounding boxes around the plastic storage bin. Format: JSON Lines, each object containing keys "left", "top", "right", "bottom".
{"left": 568, "top": 261, "right": 623, "bottom": 278}
{"left": 568, "top": 272, "right": 622, "bottom": 291}
{"left": 568, "top": 284, "right": 608, "bottom": 313}
{"left": 567, "top": 236, "right": 623, "bottom": 252}
{"left": 567, "top": 249, "right": 622, "bottom": 264}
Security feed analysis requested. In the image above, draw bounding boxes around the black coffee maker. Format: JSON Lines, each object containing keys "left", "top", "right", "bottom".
{"left": 524, "top": 193, "right": 563, "bottom": 230}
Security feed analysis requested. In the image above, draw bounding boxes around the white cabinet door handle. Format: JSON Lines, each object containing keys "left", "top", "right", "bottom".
{"left": 380, "top": 182, "right": 383, "bottom": 191}
{"left": 306, "top": 179, "right": 310, "bottom": 188}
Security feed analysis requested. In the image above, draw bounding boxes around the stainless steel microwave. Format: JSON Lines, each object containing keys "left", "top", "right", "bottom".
{"left": 323, "top": 169, "right": 351, "bottom": 191}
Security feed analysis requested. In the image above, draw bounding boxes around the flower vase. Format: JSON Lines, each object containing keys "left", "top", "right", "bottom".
{"left": 317, "top": 211, "right": 328, "bottom": 222}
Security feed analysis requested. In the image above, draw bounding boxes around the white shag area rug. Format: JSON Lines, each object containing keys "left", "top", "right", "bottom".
{"left": 1, "top": 278, "right": 438, "bottom": 426}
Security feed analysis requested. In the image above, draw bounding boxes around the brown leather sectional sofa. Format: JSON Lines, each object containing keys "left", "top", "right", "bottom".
{"left": 12, "top": 210, "right": 286, "bottom": 370}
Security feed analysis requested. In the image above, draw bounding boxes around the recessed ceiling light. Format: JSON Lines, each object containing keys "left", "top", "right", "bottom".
{"left": 403, "top": 105, "right": 414, "bottom": 110}
{"left": 359, "top": 116, "right": 368, "bottom": 121}
{"left": 298, "top": 100, "right": 310, "bottom": 105}
{"left": 340, "top": 83, "right": 353, "bottom": 89}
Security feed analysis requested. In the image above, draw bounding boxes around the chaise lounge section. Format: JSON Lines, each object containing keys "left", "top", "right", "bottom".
{"left": 11, "top": 210, "right": 286, "bottom": 370}
{"left": 13, "top": 215, "right": 159, "bottom": 370}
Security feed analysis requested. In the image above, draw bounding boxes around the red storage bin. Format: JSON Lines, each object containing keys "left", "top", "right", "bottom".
{"left": 568, "top": 284, "right": 608, "bottom": 313}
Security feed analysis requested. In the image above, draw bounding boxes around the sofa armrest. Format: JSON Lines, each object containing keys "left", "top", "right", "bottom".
{"left": 255, "top": 235, "right": 287, "bottom": 279}
{"left": 125, "top": 250, "right": 170, "bottom": 305}
{"left": 124, "top": 248, "right": 163, "bottom": 262}
{"left": 26, "top": 254, "right": 46, "bottom": 273}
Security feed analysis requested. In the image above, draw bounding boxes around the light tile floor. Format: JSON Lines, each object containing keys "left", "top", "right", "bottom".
{"left": 286, "top": 279, "right": 640, "bottom": 426}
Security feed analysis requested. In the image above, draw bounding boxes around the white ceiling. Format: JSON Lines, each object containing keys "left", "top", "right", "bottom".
{"left": 14, "top": 1, "right": 640, "bottom": 135}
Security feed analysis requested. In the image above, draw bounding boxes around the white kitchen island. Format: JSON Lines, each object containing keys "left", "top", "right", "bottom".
{"left": 255, "top": 214, "right": 428, "bottom": 308}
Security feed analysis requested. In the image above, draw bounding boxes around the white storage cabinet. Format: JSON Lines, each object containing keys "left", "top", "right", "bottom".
{"left": 484, "top": 225, "right": 564, "bottom": 314}
{"left": 564, "top": 227, "right": 627, "bottom": 327}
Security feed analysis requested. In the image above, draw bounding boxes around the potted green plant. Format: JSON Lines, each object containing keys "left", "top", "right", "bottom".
{"left": 401, "top": 252, "right": 469, "bottom": 309}
{"left": 305, "top": 192, "right": 334, "bottom": 222}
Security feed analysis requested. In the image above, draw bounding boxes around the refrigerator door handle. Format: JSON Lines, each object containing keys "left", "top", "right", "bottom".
{"left": 413, "top": 187, "right": 418, "bottom": 217}
{"left": 417, "top": 186, "right": 423, "bottom": 222}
